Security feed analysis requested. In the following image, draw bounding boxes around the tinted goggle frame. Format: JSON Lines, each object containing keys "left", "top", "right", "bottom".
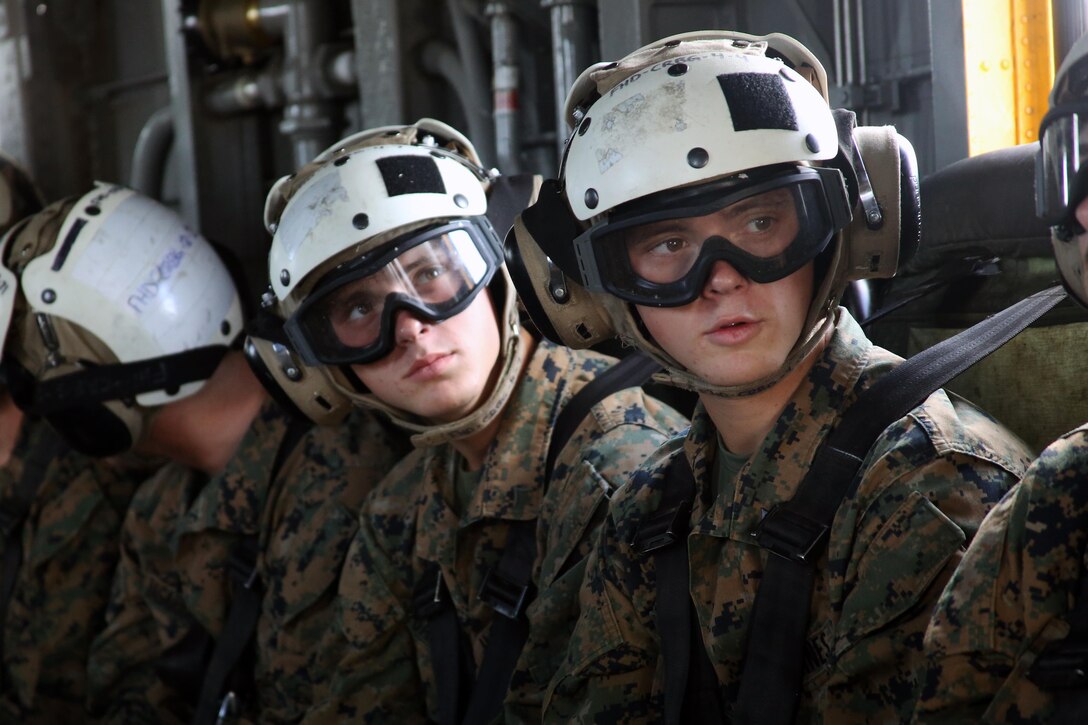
{"left": 284, "top": 218, "right": 502, "bottom": 366}
{"left": 1036, "top": 101, "right": 1088, "bottom": 235}
{"left": 572, "top": 166, "right": 852, "bottom": 307}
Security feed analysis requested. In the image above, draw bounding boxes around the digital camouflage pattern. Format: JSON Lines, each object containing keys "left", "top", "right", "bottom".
{"left": 0, "top": 416, "right": 162, "bottom": 723}
{"left": 544, "top": 310, "right": 1034, "bottom": 724}
{"left": 307, "top": 339, "right": 689, "bottom": 723}
{"left": 914, "top": 425, "right": 1088, "bottom": 723}
{"left": 88, "top": 399, "right": 410, "bottom": 723}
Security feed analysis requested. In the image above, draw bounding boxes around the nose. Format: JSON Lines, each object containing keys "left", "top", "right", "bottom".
{"left": 702, "top": 259, "right": 746, "bottom": 297}
{"left": 393, "top": 309, "right": 429, "bottom": 344}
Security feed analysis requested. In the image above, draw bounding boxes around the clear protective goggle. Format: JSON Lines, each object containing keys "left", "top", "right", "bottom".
{"left": 572, "top": 167, "right": 852, "bottom": 307}
{"left": 1036, "top": 101, "right": 1088, "bottom": 235}
{"left": 284, "top": 219, "right": 502, "bottom": 365}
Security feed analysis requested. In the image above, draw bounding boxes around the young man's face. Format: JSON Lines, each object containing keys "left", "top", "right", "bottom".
{"left": 630, "top": 202, "right": 815, "bottom": 388}
{"left": 350, "top": 291, "right": 502, "bottom": 423}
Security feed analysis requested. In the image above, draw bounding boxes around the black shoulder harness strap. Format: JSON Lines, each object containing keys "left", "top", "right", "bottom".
{"left": 0, "top": 430, "right": 68, "bottom": 685}
{"left": 416, "top": 351, "right": 661, "bottom": 725}
{"left": 484, "top": 173, "right": 536, "bottom": 243}
{"left": 190, "top": 414, "right": 314, "bottom": 725}
{"left": 639, "top": 285, "right": 1066, "bottom": 725}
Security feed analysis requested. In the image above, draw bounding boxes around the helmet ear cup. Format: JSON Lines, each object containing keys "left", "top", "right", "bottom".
{"left": 504, "top": 215, "right": 615, "bottom": 349}
{"left": 242, "top": 335, "right": 352, "bottom": 425}
{"left": 842, "top": 126, "right": 918, "bottom": 281}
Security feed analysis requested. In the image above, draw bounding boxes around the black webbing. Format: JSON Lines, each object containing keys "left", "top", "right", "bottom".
{"left": 190, "top": 414, "right": 313, "bottom": 725}
{"left": 639, "top": 453, "right": 698, "bottom": 725}
{"left": 419, "top": 351, "right": 661, "bottom": 724}
{"left": 0, "top": 431, "right": 67, "bottom": 686}
{"left": 23, "top": 345, "right": 229, "bottom": 415}
{"left": 732, "top": 285, "right": 1066, "bottom": 723}
{"left": 545, "top": 351, "right": 662, "bottom": 481}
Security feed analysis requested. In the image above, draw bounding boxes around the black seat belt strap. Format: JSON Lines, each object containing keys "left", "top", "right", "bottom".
{"left": 632, "top": 453, "right": 698, "bottom": 725}
{"left": 190, "top": 414, "right": 313, "bottom": 725}
{"left": 734, "top": 285, "right": 1066, "bottom": 724}
{"left": 0, "top": 432, "right": 67, "bottom": 685}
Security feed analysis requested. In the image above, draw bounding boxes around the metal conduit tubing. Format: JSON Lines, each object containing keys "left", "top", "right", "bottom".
{"left": 832, "top": 0, "right": 844, "bottom": 87}
{"left": 854, "top": 0, "right": 867, "bottom": 123}
{"left": 281, "top": 0, "right": 337, "bottom": 169}
{"left": 446, "top": 0, "right": 497, "bottom": 167}
{"left": 1054, "top": 0, "right": 1088, "bottom": 68}
{"left": 130, "top": 107, "right": 175, "bottom": 200}
{"left": 544, "top": 0, "right": 596, "bottom": 163}
{"left": 486, "top": 1, "right": 521, "bottom": 173}
{"left": 202, "top": 46, "right": 353, "bottom": 116}
{"left": 842, "top": 0, "right": 854, "bottom": 87}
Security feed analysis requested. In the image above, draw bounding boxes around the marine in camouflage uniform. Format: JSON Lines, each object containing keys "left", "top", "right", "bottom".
{"left": 913, "top": 427, "right": 1088, "bottom": 723}
{"left": 913, "top": 32, "right": 1088, "bottom": 724}
{"left": 543, "top": 310, "right": 1032, "bottom": 723}
{"left": 309, "top": 339, "right": 687, "bottom": 723}
{"left": 0, "top": 416, "right": 162, "bottom": 723}
{"left": 88, "top": 398, "right": 410, "bottom": 723}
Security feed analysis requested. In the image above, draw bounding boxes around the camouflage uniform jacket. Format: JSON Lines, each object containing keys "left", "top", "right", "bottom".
{"left": 544, "top": 310, "right": 1034, "bottom": 724}
{"left": 914, "top": 425, "right": 1088, "bottom": 723}
{"left": 0, "top": 417, "right": 161, "bottom": 723}
{"left": 88, "top": 399, "right": 410, "bottom": 724}
{"left": 311, "top": 339, "right": 689, "bottom": 724}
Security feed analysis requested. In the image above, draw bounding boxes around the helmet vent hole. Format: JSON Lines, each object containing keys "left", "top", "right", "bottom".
{"left": 663, "top": 39, "right": 681, "bottom": 48}
{"left": 668, "top": 63, "right": 688, "bottom": 77}
{"left": 453, "top": 194, "right": 470, "bottom": 208}
{"left": 220, "top": 320, "right": 231, "bottom": 336}
{"left": 575, "top": 323, "right": 592, "bottom": 340}
{"left": 578, "top": 116, "right": 592, "bottom": 136}
{"left": 805, "top": 134, "right": 820, "bottom": 153}
{"left": 352, "top": 213, "right": 369, "bottom": 229}
{"left": 334, "top": 156, "right": 349, "bottom": 167}
{"left": 315, "top": 395, "right": 332, "bottom": 410}
{"left": 584, "top": 188, "right": 599, "bottom": 209}
{"left": 687, "top": 147, "right": 709, "bottom": 168}
{"left": 85, "top": 205, "right": 101, "bottom": 216}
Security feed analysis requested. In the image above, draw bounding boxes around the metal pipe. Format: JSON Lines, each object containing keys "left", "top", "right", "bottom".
{"left": 543, "top": 0, "right": 596, "bottom": 162}
{"left": 280, "top": 0, "right": 337, "bottom": 168}
{"left": 832, "top": 0, "right": 844, "bottom": 87}
{"left": 129, "top": 107, "right": 174, "bottom": 200}
{"left": 486, "top": 1, "right": 520, "bottom": 173}
{"left": 161, "top": 0, "right": 201, "bottom": 226}
{"left": 445, "top": 0, "right": 496, "bottom": 167}
{"left": 842, "top": 0, "right": 854, "bottom": 87}
{"left": 1053, "top": 0, "right": 1088, "bottom": 68}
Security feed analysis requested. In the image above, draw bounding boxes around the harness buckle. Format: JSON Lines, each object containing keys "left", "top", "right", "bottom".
{"left": 1027, "top": 639, "right": 1088, "bottom": 690}
{"left": 633, "top": 499, "right": 691, "bottom": 556}
{"left": 478, "top": 567, "right": 532, "bottom": 619}
{"left": 215, "top": 690, "right": 239, "bottom": 725}
{"left": 751, "top": 504, "right": 829, "bottom": 563}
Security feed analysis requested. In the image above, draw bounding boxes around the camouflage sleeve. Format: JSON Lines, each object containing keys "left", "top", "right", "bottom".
{"left": 504, "top": 391, "right": 687, "bottom": 724}
{"left": 541, "top": 498, "right": 662, "bottom": 724}
{"left": 303, "top": 459, "right": 430, "bottom": 724}
{"left": 914, "top": 429, "right": 1088, "bottom": 724}
{"left": 87, "top": 464, "right": 204, "bottom": 725}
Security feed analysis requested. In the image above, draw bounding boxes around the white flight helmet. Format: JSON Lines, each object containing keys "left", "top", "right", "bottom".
{"left": 261, "top": 120, "right": 525, "bottom": 447}
{"left": 507, "top": 31, "right": 917, "bottom": 396}
{"left": 0, "top": 182, "right": 243, "bottom": 455}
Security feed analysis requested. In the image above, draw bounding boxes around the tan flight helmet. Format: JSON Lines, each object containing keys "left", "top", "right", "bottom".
{"left": 506, "top": 30, "right": 919, "bottom": 396}
{"left": 0, "top": 182, "right": 243, "bottom": 455}
{"left": 0, "top": 151, "right": 44, "bottom": 237}
{"left": 259, "top": 119, "right": 527, "bottom": 447}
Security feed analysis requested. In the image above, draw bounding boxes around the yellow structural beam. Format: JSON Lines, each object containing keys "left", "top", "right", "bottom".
{"left": 962, "top": 0, "right": 1054, "bottom": 155}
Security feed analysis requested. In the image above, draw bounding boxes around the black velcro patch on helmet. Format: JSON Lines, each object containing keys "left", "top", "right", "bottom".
{"left": 717, "top": 73, "right": 798, "bottom": 131}
{"left": 376, "top": 155, "right": 446, "bottom": 197}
